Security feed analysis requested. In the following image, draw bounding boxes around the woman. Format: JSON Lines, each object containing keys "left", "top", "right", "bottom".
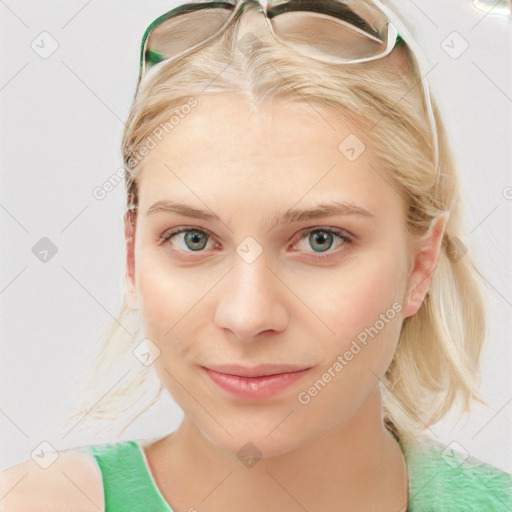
{"left": 2, "top": 1, "right": 511, "bottom": 510}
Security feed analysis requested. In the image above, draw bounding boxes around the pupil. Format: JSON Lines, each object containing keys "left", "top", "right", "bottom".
{"left": 310, "top": 231, "right": 333, "bottom": 252}
{"left": 185, "top": 231, "right": 207, "bottom": 251}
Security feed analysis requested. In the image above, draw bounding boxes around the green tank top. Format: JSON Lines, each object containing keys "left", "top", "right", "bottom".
{"left": 87, "top": 436, "right": 512, "bottom": 511}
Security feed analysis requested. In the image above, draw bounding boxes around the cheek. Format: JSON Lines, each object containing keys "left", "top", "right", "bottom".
{"left": 136, "top": 251, "right": 167, "bottom": 311}
{"left": 295, "top": 244, "right": 408, "bottom": 356}
{"left": 134, "top": 243, "right": 224, "bottom": 364}
{"left": 135, "top": 261, "right": 202, "bottom": 375}
{"left": 293, "top": 250, "right": 407, "bottom": 414}
{"left": 134, "top": 245, "right": 191, "bottom": 339}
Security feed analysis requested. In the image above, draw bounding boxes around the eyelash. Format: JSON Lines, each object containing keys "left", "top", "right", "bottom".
{"left": 158, "top": 226, "right": 353, "bottom": 261}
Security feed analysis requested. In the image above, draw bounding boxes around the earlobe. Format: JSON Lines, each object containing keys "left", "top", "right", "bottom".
{"left": 402, "top": 212, "right": 450, "bottom": 318}
{"left": 124, "top": 209, "right": 139, "bottom": 310}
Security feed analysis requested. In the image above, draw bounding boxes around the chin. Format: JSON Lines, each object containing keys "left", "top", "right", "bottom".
{"left": 197, "top": 417, "right": 318, "bottom": 462}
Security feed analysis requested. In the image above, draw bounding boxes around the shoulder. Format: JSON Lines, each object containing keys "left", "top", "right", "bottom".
{"left": 402, "top": 437, "right": 512, "bottom": 511}
{"left": 0, "top": 445, "right": 104, "bottom": 512}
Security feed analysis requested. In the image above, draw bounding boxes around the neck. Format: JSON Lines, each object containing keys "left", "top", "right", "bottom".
{"left": 148, "top": 388, "right": 408, "bottom": 511}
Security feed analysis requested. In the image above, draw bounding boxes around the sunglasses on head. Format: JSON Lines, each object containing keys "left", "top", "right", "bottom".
{"left": 137, "top": 0, "right": 440, "bottom": 188}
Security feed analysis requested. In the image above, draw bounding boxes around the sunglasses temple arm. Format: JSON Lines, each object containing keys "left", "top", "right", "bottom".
{"left": 371, "top": 0, "right": 440, "bottom": 186}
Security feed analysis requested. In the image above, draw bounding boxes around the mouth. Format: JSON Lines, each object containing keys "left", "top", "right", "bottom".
{"left": 202, "top": 363, "right": 312, "bottom": 399}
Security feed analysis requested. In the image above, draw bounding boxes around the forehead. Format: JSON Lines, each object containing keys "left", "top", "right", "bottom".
{"left": 138, "top": 93, "right": 368, "bottom": 178}
{"left": 135, "top": 93, "right": 405, "bottom": 221}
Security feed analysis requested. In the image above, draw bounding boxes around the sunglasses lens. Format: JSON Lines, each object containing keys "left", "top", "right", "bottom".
{"left": 144, "top": 8, "right": 232, "bottom": 70}
{"left": 268, "top": 0, "right": 390, "bottom": 61}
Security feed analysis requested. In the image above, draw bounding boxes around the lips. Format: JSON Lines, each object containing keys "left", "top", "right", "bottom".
{"left": 202, "top": 363, "right": 312, "bottom": 399}
{"left": 204, "top": 363, "right": 311, "bottom": 378}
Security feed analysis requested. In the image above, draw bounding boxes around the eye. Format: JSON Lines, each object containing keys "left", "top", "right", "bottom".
{"left": 159, "top": 227, "right": 219, "bottom": 252}
{"left": 291, "top": 227, "right": 352, "bottom": 260}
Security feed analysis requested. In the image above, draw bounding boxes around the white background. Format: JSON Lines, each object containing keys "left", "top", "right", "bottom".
{"left": 1, "top": 0, "right": 511, "bottom": 474}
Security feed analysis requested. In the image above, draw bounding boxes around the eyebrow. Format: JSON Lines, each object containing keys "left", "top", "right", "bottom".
{"left": 146, "top": 200, "right": 375, "bottom": 230}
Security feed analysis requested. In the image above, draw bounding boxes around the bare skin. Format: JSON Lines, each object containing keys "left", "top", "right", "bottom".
{"left": 123, "top": 93, "right": 447, "bottom": 512}
{"left": 142, "top": 390, "right": 408, "bottom": 512}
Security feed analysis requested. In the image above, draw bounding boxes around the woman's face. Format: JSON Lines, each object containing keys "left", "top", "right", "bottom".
{"left": 125, "top": 94, "right": 436, "bottom": 457}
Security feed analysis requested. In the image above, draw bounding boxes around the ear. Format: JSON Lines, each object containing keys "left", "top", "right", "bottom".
{"left": 402, "top": 212, "right": 450, "bottom": 318}
{"left": 124, "top": 208, "right": 139, "bottom": 310}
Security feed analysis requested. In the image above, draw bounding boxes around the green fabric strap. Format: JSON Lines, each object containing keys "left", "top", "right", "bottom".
{"left": 89, "top": 440, "right": 172, "bottom": 512}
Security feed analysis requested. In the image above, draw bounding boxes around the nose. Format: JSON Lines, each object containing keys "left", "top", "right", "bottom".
{"left": 213, "top": 255, "right": 289, "bottom": 342}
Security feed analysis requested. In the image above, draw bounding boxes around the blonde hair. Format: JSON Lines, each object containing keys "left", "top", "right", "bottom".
{"left": 65, "top": 5, "right": 487, "bottom": 446}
